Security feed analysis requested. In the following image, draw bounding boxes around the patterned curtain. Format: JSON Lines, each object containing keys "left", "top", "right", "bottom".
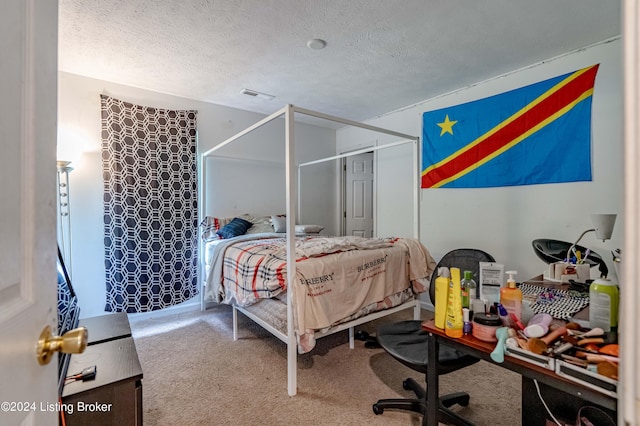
{"left": 100, "top": 95, "right": 198, "bottom": 312}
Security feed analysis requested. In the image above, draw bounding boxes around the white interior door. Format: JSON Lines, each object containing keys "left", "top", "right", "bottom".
{"left": 344, "top": 152, "right": 374, "bottom": 237}
{"left": 0, "top": 1, "right": 59, "bottom": 425}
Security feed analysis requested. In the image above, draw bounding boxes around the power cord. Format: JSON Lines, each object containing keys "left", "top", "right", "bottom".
{"left": 534, "top": 379, "right": 562, "bottom": 426}
{"left": 59, "top": 397, "right": 66, "bottom": 426}
{"left": 65, "top": 365, "right": 97, "bottom": 383}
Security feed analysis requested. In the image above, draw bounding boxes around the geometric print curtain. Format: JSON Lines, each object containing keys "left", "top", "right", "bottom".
{"left": 100, "top": 95, "right": 199, "bottom": 312}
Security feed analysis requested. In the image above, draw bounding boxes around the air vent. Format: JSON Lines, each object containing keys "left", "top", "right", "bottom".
{"left": 240, "top": 88, "right": 275, "bottom": 100}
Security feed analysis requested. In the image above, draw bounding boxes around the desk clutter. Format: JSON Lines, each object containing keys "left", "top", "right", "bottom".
{"left": 433, "top": 265, "right": 620, "bottom": 398}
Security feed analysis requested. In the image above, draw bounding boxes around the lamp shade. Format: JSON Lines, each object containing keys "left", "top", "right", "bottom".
{"left": 591, "top": 214, "right": 616, "bottom": 241}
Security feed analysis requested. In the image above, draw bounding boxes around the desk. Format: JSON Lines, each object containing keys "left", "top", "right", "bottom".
{"left": 422, "top": 320, "right": 616, "bottom": 426}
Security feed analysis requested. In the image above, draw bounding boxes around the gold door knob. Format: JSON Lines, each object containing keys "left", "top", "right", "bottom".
{"left": 37, "top": 325, "right": 88, "bottom": 365}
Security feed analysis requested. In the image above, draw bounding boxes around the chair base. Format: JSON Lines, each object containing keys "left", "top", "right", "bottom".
{"left": 354, "top": 330, "right": 382, "bottom": 349}
{"left": 372, "top": 378, "right": 475, "bottom": 426}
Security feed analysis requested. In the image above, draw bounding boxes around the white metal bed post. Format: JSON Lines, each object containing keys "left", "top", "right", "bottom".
{"left": 297, "top": 138, "right": 421, "bottom": 237}
{"left": 412, "top": 138, "right": 421, "bottom": 319}
{"left": 292, "top": 105, "right": 421, "bottom": 239}
{"left": 198, "top": 146, "right": 205, "bottom": 311}
{"left": 199, "top": 104, "right": 423, "bottom": 396}
{"left": 199, "top": 106, "right": 288, "bottom": 311}
{"left": 413, "top": 138, "right": 420, "bottom": 239}
{"left": 284, "top": 104, "right": 298, "bottom": 396}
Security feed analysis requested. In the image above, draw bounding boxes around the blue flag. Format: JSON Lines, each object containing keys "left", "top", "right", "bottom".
{"left": 421, "top": 65, "right": 598, "bottom": 188}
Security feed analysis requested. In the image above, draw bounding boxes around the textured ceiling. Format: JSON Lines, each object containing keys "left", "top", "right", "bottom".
{"left": 59, "top": 0, "right": 620, "bottom": 125}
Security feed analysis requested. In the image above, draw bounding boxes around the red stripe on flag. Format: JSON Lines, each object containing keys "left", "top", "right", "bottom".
{"left": 422, "top": 65, "right": 598, "bottom": 188}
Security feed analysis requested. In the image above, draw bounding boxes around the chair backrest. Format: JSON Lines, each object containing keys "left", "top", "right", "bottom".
{"left": 428, "top": 248, "right": 496, "bottom": 305}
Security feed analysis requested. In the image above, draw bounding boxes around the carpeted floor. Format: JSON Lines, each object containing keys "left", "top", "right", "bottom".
{"left": 130, "top": 305, "right": 521, "bottom": 425}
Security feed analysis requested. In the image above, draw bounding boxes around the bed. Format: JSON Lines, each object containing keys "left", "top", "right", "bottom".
{"left": 199, "top": 105, "right": 426, "bottom": 395}
{"left": 202, "top": 229, "right": 435, "bottom": 352}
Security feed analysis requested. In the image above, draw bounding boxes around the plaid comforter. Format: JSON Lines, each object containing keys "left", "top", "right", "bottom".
{"left": 204, "top": 234, "right": 436, "bottom": 351}
{"left": 220, "top": 236, "right": 290, "bottom": 305}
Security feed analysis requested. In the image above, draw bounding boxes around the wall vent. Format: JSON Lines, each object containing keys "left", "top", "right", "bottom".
{"left": 240, "top": 88, "right": 275, "bottom": 100}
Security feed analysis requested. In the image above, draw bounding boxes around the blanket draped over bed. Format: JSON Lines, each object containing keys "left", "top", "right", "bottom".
{"left": 204, "top": 234, "right": 435, "bottom": 352}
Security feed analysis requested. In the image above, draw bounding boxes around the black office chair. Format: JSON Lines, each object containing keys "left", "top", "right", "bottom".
{"left": 372, "top": 248, "right": 496, "bottom": 426}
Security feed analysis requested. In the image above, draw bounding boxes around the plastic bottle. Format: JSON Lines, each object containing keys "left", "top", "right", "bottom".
{"left": 462, "top": 308, "right": 472, "bottom": 335}
{"left": 460, "top": 270, "right": 477, "bottom": 315}
{"left": 589, "top": 278, "right": 619, "bottom": 332}
{"left": 445, "top": 267, "right": 464, "bottom": 338}
{"left": 497, "top": 303, "right": 512, "bottom": 327}
{"left": 499, "top": 270, "right": 522, "bottom": 321}
{"left": 433, "top": 267, "right": 451, "bottom": 329}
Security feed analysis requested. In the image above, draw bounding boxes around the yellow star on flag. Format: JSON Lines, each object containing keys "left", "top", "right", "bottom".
{"left": 437, "top": 114, "right": 458, "bottom": 136}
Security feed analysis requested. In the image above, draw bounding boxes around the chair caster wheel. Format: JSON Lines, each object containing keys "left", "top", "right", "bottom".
{"left": 372, "top": 403, "right": 384, "bottom": 415}
{"left": 459, "top": 395, "right": 470, "bottom": 406}
{"left": 355, "top": 330, "right": 370, "bottom": 341}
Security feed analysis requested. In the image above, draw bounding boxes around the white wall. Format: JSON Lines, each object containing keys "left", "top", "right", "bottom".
{"left": 58, "top": 72, "right": 336, "bottom": 318}
{"left": 337, "top": 39, "right": 624, "bottom": 295}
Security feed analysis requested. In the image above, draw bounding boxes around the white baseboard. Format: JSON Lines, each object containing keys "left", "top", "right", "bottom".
{"left": 127, "top": 299, "right": 200, "bottom": 322}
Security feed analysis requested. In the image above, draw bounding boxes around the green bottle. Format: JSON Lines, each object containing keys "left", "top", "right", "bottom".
{"left": 460, "top": 270, "right": 477, "bottom": 312}
{"left": 589, "top": 279, "right": 619, "bottom": 332}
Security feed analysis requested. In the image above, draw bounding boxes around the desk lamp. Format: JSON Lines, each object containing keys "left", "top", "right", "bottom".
{"left": 566, "top": 214, "right": 616, "bottom": 278}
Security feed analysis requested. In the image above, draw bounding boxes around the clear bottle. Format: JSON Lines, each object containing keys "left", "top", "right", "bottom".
{"left": 460, "top": 270, "right": 477, "bottom": 314}
{"left": 499, "top": 270, "right": 522, "bottom": 320}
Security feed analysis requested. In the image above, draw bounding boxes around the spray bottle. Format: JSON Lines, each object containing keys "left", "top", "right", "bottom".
{"left": 445, "top": 267, "right": 464, "bottom": 338}
{"left": 499, "top": 270, "right": 522, "bottom": 321}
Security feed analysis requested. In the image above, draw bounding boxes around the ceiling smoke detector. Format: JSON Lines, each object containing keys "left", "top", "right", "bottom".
{"left": 307, "top": 39, "right": 326, "bottom": 50}
{"left": 240, "top": 88, "right": 275, "bottom": 100}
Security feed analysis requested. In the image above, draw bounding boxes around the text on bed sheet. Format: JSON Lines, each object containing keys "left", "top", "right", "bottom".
{"left": 299, "top": 272, "right": 335, "bottom": 286}
{"left": 357, "top": 255, "right": 388, "bottom": 273}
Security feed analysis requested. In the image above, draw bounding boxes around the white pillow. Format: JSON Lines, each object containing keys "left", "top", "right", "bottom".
{"left": 271, "top": 215, "right": 286, "bottom": 232}
{"left": 271, "top": 216, "right": 323, "bottom": 234}
{"left": 295, "top": 224, "right": 324, "bottom": 234}
{"left": 246, "top": 215, "right": 274, "bottom": 234}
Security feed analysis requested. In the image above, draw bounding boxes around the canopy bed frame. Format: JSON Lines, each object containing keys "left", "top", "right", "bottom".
{"left": 199, "top": 104, "right": 421, "bottom": 396}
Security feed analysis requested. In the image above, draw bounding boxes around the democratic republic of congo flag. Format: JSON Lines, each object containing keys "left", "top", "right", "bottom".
{"left": 421, "top": 64, "right": 599, "bottom": 188}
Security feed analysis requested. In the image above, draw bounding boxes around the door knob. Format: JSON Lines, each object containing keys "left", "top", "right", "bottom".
{"left": 37, "top": 325, "right": 88, "bottom": 365}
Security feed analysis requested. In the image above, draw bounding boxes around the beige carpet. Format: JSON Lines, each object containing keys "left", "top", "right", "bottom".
{"left": 130, "top": 305, "right": 521, "bottom": 425}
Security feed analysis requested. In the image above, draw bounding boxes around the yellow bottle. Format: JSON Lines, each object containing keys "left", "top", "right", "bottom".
{"left": 445, "top": 267, "right": 464, "bottom": 338}
{"left": 434, "top": 268, "right": 450, "bottom": 329}
{"left": 499, "top": 270, "right": 522, "bottom": 320}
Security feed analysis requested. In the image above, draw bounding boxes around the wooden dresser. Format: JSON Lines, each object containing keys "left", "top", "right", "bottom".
{"left": 62, "top": 313, "right": 143, "bottom": 426}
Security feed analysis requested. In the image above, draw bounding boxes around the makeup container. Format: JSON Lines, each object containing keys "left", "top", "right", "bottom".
{"left": 472, "top": 313, "right": 502, "bottom": 342}
{"left": 524, "top": 313, "right": 552, "bottom": 338}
